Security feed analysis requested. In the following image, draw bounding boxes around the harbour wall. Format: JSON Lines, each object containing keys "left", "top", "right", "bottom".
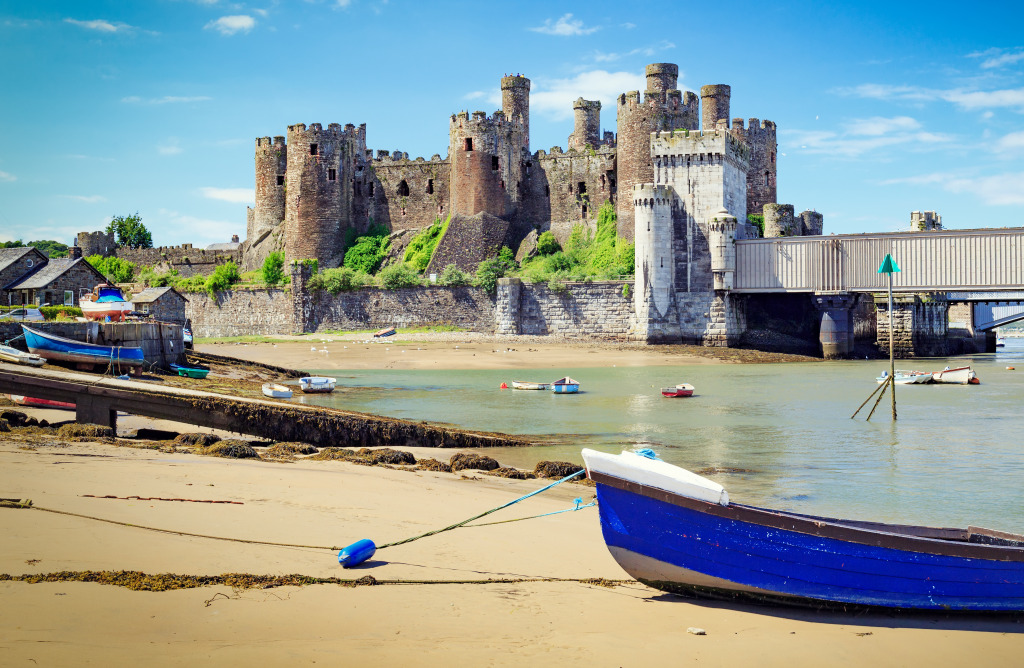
{"left": 1, "top": 321, "right": 184, "bottom": 367}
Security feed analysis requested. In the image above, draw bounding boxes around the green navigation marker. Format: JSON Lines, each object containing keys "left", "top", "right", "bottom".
{"left": 878, "top": 253, "right": 900, "bottom": 274}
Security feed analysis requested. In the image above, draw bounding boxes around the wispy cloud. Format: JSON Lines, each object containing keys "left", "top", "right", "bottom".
{"left": 157, "top": 139, "right": 183, "bottom": 155}
{"left": 463, "top": 91, "right": 486, "bottom": 100}
{"left": 200, "top": 187, "right": 254, "bottom": 204}
{"left": 969, "top": 47, "right": 1024, "bottom": 69}
{"left": 784, "top": 115, "right": 952, "bottom": 158}
{"left": 121, "top": 95, "right": 212, "bottom": 104}
{"left": 529, "top": 14, "right": 598, "bottom": 37}
{"left": 157, "top": 208, "right": 240, "bottom": 245}
{"left": 64, "top": 18, "right": 135, "bottom": 33}
{"left": 995, "top": 130, "right": 1024, "bottom": 155}
{"left": 593, "top": 41, "right": 675, "bottom": 64}
{"left": 833, "top": 83, "right": 1024, "bottom": 113}
{"left": 881, "top": 170, "right": 1024, "bottom": 206}
{"left": 0, "top": 170, "right": 15, "bottom": 182}
{"left": 205, "top": 15, "right": 255, "bottom": 35}
{"left": 60, "top": 195, "right": 106, "bottom": 203}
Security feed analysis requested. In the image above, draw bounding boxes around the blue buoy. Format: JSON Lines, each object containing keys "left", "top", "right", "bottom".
{"left": 338, "top": 539, "right": 376, "bottom": 568}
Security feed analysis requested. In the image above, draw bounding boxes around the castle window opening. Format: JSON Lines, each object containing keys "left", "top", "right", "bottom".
{"left": 465, "top": 138, "right": 473, "bottom": 151}
{"left": 355, "top": 182, "right": 362, "bottom": 195}
{"left": 771, "top": 152, "right": 775, "bottom": 164}
{"left": 764, "top": 171, "right": 769, "bottom": 186}
{"left": 525, "top": 162, "right": 531, "bottom": 175}
{"left": 426, "top": 179, "right": 434, "bottom": 194}
{"left": 276, "top": 175, "right": 284, "bottom": 186}
{"left": 398, "top": 180, "right": 410, "bottom": 196}
{"left": 545, "top": 185, "right": 550, "bottom": 197}
{"left": 582, "top": 205, "right": 587, "bottom": 218}
{"left": 492, "top": 156, "right": 499, "bottom": 171}
{"left": 500, "top": 180, "right": 505, "bottom": 190}
{"left": 568, "top": 183, "right": 573, "bottom": 194}
{"left": 328, "top": 168, "right": 337, "bottom": 181}
{"left": 310, "top": 144, "right": 318, "bottom": 156}
{"left": 369, "top": 182, "right": 374, "bottom": 197}
{"left": 577, "top": 182, "right": 586, "bottom": 195}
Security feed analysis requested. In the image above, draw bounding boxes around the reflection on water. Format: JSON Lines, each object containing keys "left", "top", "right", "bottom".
{"left": 305, "top": 340, "right": 1024, "bottom": 533}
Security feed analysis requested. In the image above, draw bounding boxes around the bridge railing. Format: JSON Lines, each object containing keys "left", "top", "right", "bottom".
{"left": 734, "top": 228, "right": 1024, "bottom": 293}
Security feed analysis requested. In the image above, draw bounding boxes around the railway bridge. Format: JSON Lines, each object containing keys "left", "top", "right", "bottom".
{"left": 730, "top": 227, "right": 1024, "bottom": 358}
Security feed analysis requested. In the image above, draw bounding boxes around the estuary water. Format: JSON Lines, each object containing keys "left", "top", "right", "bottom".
{"left": 303, "top": 341, "right": 1024, "bottom": 534}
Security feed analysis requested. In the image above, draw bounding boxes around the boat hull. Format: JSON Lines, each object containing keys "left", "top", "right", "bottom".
{"left": 588, "top": 468, "right": 1024, "bottom": 612}
{"left": 932, "top": 366, "right": 978, "bottom": 385}
{"left": 22, "top": 325, "right": 145, "bottom": 368}
{"left": 80, "top": 300, "right": 132, "bottom": 322}
{"left": 299, "top": 377, "right": 336, "bottom": 393}
{"left": 262, "top": 383, "right": 293, "bottom": 399}
{"left": 0, "top": 344, "right": 45, "bottom": 367}
{"left": 8, "top": 395, "right": 75, "bottom": 410}
{"left": 512, "top": 381, "right": 549, "bottom": 390}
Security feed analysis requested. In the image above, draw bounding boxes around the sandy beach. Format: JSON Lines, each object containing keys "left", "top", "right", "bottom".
{"left": 2, "top": 337, "right": 1022, "bottom": 665}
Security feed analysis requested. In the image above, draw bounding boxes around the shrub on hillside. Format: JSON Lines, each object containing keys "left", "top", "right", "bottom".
{"left": 404, "top": 216, "right": 450, "bottom": 272}
{"left": 261, "top": 251, "right": 285, "bottom": 286}
{"left": 436, "top": 263, "right": 471, "bottom": 287}
{"left": 379, "top": 263, "right": 422, "bottom": 289}
{"left": 308, "top": 266, "right": 372, "bottom": 294}
{"left": 536, "top": 230, "right": 561, "bottom": 255}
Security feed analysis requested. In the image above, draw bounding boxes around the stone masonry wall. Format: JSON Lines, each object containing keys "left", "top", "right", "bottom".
{"left": 184, "top": 289, "right": 293, "bottom": 338}
{"left": 369, "top": 154, "right": 451, "bottom": 231}
{"left": 305, "top": 286, "right": 496, "bottom": 333}
{"left": 116, "top": 245, "right": 240, "bottom": 277}
{"left": 497, "top": 279, "right": 633, "bottom": 338}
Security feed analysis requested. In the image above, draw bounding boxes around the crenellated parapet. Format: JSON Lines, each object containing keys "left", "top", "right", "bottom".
{"left": 568, "top": 98, "right": 602, "bottom": 151}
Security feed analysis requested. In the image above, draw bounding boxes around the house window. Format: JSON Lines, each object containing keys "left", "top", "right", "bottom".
{"left": 310, "top": 144, "right": 318, "bottom": 155}
{"left": 465, "top": 138, "right": 473, "bottom": 151}
{"left": 328, "top": 168, "right": 337, "bottom": 181}
{"left": 398, "top": 180, "right": 410, "bottom": 196}
{"left": 141, "top": 304, "right": 150, "bottom": 314}
{"left": 491, "top": 156, "right": 499, "bottom": 171}
{"left": 426, "top": 179, "right": 434, "bottom": 194}
{"left": 64, "top": 290, "right": 74, "bottom": 306}
{"left": 277, "top": 175, "right": 284, "bottom": 185}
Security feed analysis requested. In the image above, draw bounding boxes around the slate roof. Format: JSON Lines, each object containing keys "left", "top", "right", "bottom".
{"left": 206, "top": 242, "right": 241, "bottom": 252}
{"left": 6, "top": 257, "right": 106, "bottom": 290}
{"left": 0, "top": 246, "right": 43, "bottom": 275}
{"left": 132, "top": 286, "right": 188, "bottom": 304}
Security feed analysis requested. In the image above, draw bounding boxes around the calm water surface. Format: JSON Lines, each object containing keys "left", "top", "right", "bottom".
{"left": 301, "top": 341, "right": 1024, "bottom": 533}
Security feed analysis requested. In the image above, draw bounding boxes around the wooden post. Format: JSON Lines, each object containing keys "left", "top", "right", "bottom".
{"left": 888, "top": 271, "right": 896, "bottom": 421}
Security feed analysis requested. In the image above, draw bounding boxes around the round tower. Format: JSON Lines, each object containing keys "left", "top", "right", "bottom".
{"left": 645, "top": 63, "right": 678, "bottom": 93}
{"left": 633, "top": 183, "right": 679, "bottom": 342}
{"left": 763, "top": 203, "right": 796, "bottom": 238}
{"left": 700, "top": 84, "right": 731, "bottom": 131}
{"left": 616, "top": 63, "right": 699, "bottom": 242}
{"left": 76, "top": 230, "right": 116, "bottom": 258}
{"left": 568, "top": 98, "right": 601, "bottom": 151}
{"left": 254, "top": 136, "right": 287, "bottom": 241}
{"left": 448, "top": 111, "right": 509, "bottom": 218}
{"left": 708, "top": 207, "right": 738, "bottom": 290}
{"left": 743, "top": 118, "right": 778, "bottom": 221}
{"left": 501, "top": 75, "right": 530, "bottom": 151}
{"left": 284, "top": 123, "right": 346, "bottom": 267}
{"left": 798, "top": 209, "right": 824, "bottom": 236}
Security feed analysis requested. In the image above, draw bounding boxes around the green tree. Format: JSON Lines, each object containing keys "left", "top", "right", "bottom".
{"left": 747, "top": 214, "right": 765, "bottom": 238}
{"left": 106, "top": 212, "right": 153, "bottom": 249}
{"left": 204, "top": 261, "right": 241, "bottom": 297}
{"left": 260, "top": 251, "right": 285, "bottom": 286}
{"left": 85, "top": 254, "right": 137, "bottom": 283}
{"left": 379, "top": 263, "right": 421, "bottom": 289}
{"left": 437, "top": 263, "right": 471, "bottom": 286}
{"left": 474, "top": 246, "right": 516, "bottom": 294}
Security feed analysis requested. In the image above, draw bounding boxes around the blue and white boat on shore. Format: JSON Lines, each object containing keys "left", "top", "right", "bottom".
{"left": 22, "top": 325, "right": 145, "bottom": 369}
{"left": 582, "top": 448, "right": 1024, "bottom": 611}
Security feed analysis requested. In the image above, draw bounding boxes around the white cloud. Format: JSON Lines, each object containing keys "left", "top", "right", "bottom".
{"left": 158, "top": 139, "right": 183, "bottom": 155}
{"left": 843, "top": 116, "right": 921, "bottom": 136}
{"left": 528, "top": 70, "right": 646, "bottom": 122}
{"left": 157, "top": 208, "right": 241, "bottom": 246}
{"left": 121, "top": 95, "right": 212, "bottom": 104}
{"left": 881, "top": 171, "right": 1024, "bottom": 206}
{"left": 254, "top": 8, "right": 269, "bottom": 17}
{"left": 64, "top": 18, "right": 133, "bottom": 33}
{"left": 529, "top": 14, "right": 598, "bottom": 37}
{"left": 971, "top": 48, "right": 1024, "bottom": 69}
{"left": 60, "top": 195, "right": 106, "bottom": 203}
{"left": 593, "top": 41, "right": 675, "bottom": 64}
{"left": 834, "top": 83, "right": 1024, "bottom": 113}
{"left": 200, "top": 187, "right": 255, "bottom": 204}
{"left": 205, "top": 15, "right": 255, "bottom": 35}
{"left": 0, "top": 170, "right": 15, "bottom": 182}
{"left": 336, "top": 0, "right": 354, "bottom": 7}
{"left": 621, "top": 22, "right": 636, "bottom": 29}
{"left": 995, "top": 130, "right": 1024, "bottom": 154}
{"left": 463, "top": 91, "right": 486, "bottom": 100}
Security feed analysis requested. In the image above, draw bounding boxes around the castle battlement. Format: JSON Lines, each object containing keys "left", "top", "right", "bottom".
{"left": 370, "top": 152, "right": 449, "bottom": 166}
{"left": 651, "top": 129, "right": 750, "bottom": 162}
{"left": 633, "top": 183, "right": 674, "bottom": 206}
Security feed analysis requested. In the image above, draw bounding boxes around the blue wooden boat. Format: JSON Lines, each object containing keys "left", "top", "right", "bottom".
{"left": 551, "top": 377, "right": 579, "bottom": 394}
{"left": 582, "top": 449, "right": 1024, "bottom": 611}
{"left": 22, "top": 324, "right": 145, "bottom": 368}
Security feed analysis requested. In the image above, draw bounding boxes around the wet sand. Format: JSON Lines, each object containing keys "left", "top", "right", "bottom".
{"left": 1, "top": 339, "right": 1022, "bottom": 665}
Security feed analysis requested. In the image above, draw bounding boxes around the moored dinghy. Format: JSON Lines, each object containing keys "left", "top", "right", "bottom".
{"left": 0, "top": 344, "right": 45, "bottom": 367}
{"left": 299, "top": 376, "right": 337, "bottom": 393}
{"left": 551, "top": 377, "right": 580, "bottom": 394}
{"left": 262, "top": 383, "right": 293, "bottom": 399}
{"left": 876, "top": 369, "right": 933, "bottom": 384}
{"left": 931, "top": 365, "right": 980, "bottom": 385}
{"left": 512, "top": 380, "right": 549, "bottom": 390}
{"left": 661, "top": 383, "right": 694, "bottom": 398}
{"left": 21, "top": 324, "right": 145, "bottom": 369}
{"left": 582, "top": 448, "right": 1024, "bottom": 611}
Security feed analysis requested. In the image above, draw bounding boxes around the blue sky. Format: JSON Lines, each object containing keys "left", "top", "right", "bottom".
{"left": 1, "top": 0, "right": 1022, "bottom": 248}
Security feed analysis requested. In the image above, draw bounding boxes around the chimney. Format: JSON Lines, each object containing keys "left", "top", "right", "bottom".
{"left": 69, "top": 245, "right": 82, "bottom": 259}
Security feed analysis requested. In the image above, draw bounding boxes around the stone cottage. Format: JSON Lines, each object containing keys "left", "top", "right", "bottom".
{"left": 0, "top": 247, "right": 48, "bottom": 306}
{"left": 131, "top": 286, "right": 188, "bottom": 324}
{"left": 4, "top": 256, "right": 108, "bottom": 307}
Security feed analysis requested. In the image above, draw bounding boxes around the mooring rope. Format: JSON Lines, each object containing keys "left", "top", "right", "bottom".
{"left": 0, "top": 472, "right": 593, "bottom": 553}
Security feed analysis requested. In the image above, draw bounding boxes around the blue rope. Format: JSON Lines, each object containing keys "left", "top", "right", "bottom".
{"left": 463, "top": 497, "right": 596, "bottom": 528}
{"left": 377, "top": 469, "right": 586, "bottom": 550}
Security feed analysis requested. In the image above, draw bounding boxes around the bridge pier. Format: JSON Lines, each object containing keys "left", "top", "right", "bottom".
{"left": 75, "top": 394, "right": 117, "bottom": 429}
{"left": 813, "top": 293, "right": 855, "bottom": 359}
{"left": 874, "top": 294, "right": 949, "bottom": 358}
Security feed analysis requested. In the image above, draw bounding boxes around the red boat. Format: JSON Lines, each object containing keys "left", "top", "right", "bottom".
{"left": 8, "top": 394, "right": 76, "bottom": 410}
{"left": 661, "top": 383, "right": 694, "bottom": 398}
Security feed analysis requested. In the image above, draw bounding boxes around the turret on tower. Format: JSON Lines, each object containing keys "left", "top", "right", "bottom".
{"left": 700, "top": 85, "right": 731, "bottom": 130}
{"left": 501, "top": 75, "right": 530, "bottom": 151}
{"left": 568, "top": 98, "right": 601, "bottom": 151}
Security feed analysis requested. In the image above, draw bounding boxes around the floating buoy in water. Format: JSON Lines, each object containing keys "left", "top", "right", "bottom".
{"left": 500, "top": 382, "right": 508, "bottom": 389}
{"left": 338, "top": 539, "right": 377, "bottom": 568}
{"left": 1008, "top": 366, "right": 1016, "bottom": 371}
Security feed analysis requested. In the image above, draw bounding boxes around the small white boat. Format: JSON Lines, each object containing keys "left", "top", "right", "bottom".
{"left": 877, "top": 370, "right": 933, "bottom": 385}
{"left": 80, "top": 284, "right": 133, "bottom": 322}
{"left": 931, "top": 366, "right": 980, "bottom": 385}
{"left": 512, "top": 380, "right": 549, "bottom": 390}
{"left": 661, "top": 383, "right": 694, "bottom": 398}
{"left": 262, "top": 383, "right": 293, "bottom": 399}
{"left": 996, "top": 338, "right": 1006, "bottom": 348}
{"left": 298, "top": 376, "right": 337, "bottom": 393}
{"left": 0, "top": 344, "right": 45, "bottom": 367}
